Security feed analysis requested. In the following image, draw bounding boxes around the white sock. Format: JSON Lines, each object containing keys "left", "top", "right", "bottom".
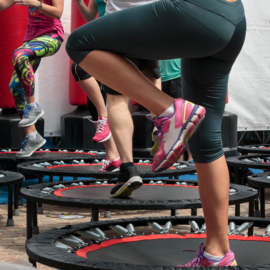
{"left": 203, "top": 251, "right": 224, "bottom": 262}
{"left": 158, "top": 102, "right": 175, "bottom": 118}
{"left": 28, "top": 102, "right": 37, "bottom": 108}
{"left": 27, "top": 131, "right": 38, "bottom": 140}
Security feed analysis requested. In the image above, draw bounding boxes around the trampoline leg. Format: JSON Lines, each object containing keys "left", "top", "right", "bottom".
{"left": 49, "top": 175, "right": 53, "bottom": 182}
{"left": 18, "top": 183, "right": 23, "bottom": 206}
{"left": 26, "top": 201, "right": 33, "bottom": 240}
{"left": 191, "top": 208, "right": 197, "bottom": 216}
{"left": 91, "top": 208, "right": 99, "bottom": 222}
{"left": 13, "top": 184, "right": 20, "bottom": 216}
{"left": 171, "top": 209, "right": 176, "bottom": 216}
{"left": 29, "top": 257, "right": 36, "bottom": 268}
{"left": 59, "top": 176, "right": 63, "bottom": 182}
{"left": 32, "top": 203, "right": 39, "bottom": 235}
{"left": 37, "top": 176, "right": 43, "bottom": 214}
{"left": 235, "top": 204, "right": 240, "bottom": 216}
{"left": 248, "top": 200, "right": 254, "bottom": 236}
{"left": 6, "top": 185, "right": 14, "bottom": 226}
{"left": 104, "top": 210, "right": 111, "bottom": 218}
{"left": 260, "top": 187, "right": 265, "bottom": 218}
{"left": 74, "top": 176, "right": 79, "bottom": 180}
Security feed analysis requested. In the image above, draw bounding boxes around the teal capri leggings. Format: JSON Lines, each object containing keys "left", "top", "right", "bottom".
{"left": 66, "top": 0, "right": 246, "bottom": 163}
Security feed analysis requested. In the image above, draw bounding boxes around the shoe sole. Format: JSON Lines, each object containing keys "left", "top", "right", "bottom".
{"left": 16, "top": 139, "right": 46, "bottom": 158}
{"left": 153, "top": 105, "right": 206, "bottom": 172}
{"left": 111, "top": 176, "right": 143, "bottom": 198}
{"left": 18, "top": 110, "right": 44, "bottom": 128}
{"left": 93, "top": 132, "right": 112, "bottom": 143}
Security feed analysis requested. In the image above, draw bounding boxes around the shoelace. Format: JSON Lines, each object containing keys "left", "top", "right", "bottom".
{"left": 88, "top": 118, "right": 107, "bottom": 133}
{"left": 22, "top": 105, "right": 33, "bottom": 118}
{"left": 182, "top": 243, "right": 204, "bottom": 266}
{"left": 21, "top": 137, "right": 30, "bottom": 150}
{"left": 100, "top": 159, "right": 111, "bottom": 170}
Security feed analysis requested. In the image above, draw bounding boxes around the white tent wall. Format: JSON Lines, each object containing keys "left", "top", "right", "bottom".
{"left": 33, "top": 0, "right": 270, "bottom": 136}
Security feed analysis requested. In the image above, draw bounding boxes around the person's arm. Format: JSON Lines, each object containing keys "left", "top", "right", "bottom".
{"left": 75, "top": 0, "right": 98, "bottom": 23}
{"left": 0, "top": 0, "right": 15, "bottom": 11}
{"left": 14, "top": 0, "right": 64, "bottom": 19}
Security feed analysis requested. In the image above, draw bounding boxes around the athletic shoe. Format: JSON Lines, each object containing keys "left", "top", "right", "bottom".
{"left": 18, "top": 103, "right": 44, "bottom": 128}
{"left": 92, "top": 117, "right": 111, "bottom": 143}
{"left": 16, "top": 133, "right": 46, "bottom": 157}
{"left": 110, "top": 166, "right": 143, "bottom": 198}
{"left": 150, "top": 126, "right": 160, "bottom": 157}
{"left": 152, "top": 98, "right": 206, "bottom": 172}
{"left": 99, "top": 157, "right": 121, "bottom": 172}
{"left": 179, "top": 243, "right": 237, "bottom": 267}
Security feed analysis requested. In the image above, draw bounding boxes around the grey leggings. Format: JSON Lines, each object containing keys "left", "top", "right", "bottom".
{"left": 66, "top": 0, "right": 246, "bottom": 163}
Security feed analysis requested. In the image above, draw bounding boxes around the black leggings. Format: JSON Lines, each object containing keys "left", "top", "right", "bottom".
{"left": 66, "top": 0, "right": 246, "bottom": 163}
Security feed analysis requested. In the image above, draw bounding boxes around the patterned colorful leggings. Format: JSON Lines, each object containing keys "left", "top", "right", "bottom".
{"left": 9, "top": 32, "right": 62, "bottom": 118}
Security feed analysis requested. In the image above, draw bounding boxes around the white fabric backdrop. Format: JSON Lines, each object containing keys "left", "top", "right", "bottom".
{"left": 34, "top": 0, "right": 270, "bottom": 136}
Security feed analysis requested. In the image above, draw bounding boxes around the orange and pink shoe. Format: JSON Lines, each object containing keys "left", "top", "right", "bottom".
{"left": 99, "top": 157, "right": 121, "bottom": 172}
{"left": 179, "top": 243, "right": 237, "bottom": 267}
{"left": 152, "top": 98, "right": 206, "bottom": 172}
{"left": 92, "top": 117, "right": 111, "bottom": 143}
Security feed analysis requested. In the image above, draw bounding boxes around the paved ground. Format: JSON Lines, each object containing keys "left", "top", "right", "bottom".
{"left": 0, "top": 189, "right": 269, "bottom": 269}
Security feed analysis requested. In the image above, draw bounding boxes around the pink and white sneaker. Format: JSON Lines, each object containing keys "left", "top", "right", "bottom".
{"left": 152, "top": 98, "right": 206, "bottom": 172}
{"left": 99, "top": 157, "right": 121, "bottom": 172}
{"left": 92, "top": 117, "right": 111, "bottom": 143}
{"left": 179, "top": 243, "right": 237, "bottom": 267}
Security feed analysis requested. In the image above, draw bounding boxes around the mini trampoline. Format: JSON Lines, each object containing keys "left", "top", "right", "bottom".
{"left": 238, "top": 145, "right": 270, "bottom": 155}
{"left": 0, "top": 170, "right": 24, "bottom": 226}
{"left": 0, "top": 148, "right": 105, "bottom": 171}
{"left": 247, "top": 172, "right": 270, "bottom": 218}
{"left": 20, "top": 179, "right": 257, "bottom": 239}
{"left": 26, "top": 216, "right": 270, "bottom": 269}
{"left": 18, "top": 159, "right": 196, "bottom": 179}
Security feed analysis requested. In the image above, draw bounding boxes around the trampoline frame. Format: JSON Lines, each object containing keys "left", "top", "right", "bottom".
{"left": 26, "top": 215, "right": 270, "bottom": 270}
{"left": 238, "top": 145, "right": 270, "bottom": 155}
{"left": 0, "top": 170, "right": 24, "bottom": 226}
{"left": 247, "top": 172, "right": 270, "bottom": 218}
{"left": 20, "top": 179, "right": 257, "bottom": 240}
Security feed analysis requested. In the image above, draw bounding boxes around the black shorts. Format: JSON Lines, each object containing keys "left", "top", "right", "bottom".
{"left": 71, "top": 59, "right": 160, "bottom": 95}
{"left": 162, "top": 76, "right": 182, "bottom": 99}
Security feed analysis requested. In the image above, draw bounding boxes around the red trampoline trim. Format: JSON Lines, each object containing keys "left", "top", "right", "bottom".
{"left": 47, "top": 163, "right": 176, "bottom": 170}
{"left": 76, "top": 233, "right": 270, "bottom": 258}
{"left": 0, "top": 151, "right": 96, "bottom": 155}
{"left": 54, "top": 184, "right": 198, "bottom": 197}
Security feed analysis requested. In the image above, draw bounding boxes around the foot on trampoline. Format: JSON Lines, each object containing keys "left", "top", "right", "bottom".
{"left": 16, "top": 133, "right": 46, "bottom": 158}
{"left": 92, "top": 117, "right": 111, "bottom": 143}
{"left": 152, "top": 98, "right": 206, "bottom": 172}
{"left": 110, "top": 166, "right": 143, "bottom": 198}
{"left": 150, "top": 127, "right": 160, "bottom": 157}
{"left": 179, "top": 243, "right": 237, "bottom": 267}
{"left": 99, "top": 157, "right": 121, "bottom": 172}
{"left": 18, "top": 103, "right": 44, "bottom": 128}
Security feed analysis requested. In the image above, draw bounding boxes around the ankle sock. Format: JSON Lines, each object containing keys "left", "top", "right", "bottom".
{"left": 28, "top": 102, "right": 38, "bottom": 108}
{"left": 203, "top": 251, "right": 224, "bottom": 262}
{"left": 120, "top": 162, "right": 134, "bottom": 173}
{"left": 158, "top": 102, "right": 175, "bottom": 118}
{"left": 27, "top": 131, "right": 38, "bottom": 140}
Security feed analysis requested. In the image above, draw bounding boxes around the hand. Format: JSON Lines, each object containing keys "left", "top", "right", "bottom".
{"left": 14, "top": 0, "right": 40, "bottom": 7}
{"left": 103, "top": 0, "right": 107, "bottom": 4}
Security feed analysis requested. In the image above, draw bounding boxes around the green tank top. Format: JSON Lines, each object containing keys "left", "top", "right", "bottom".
{"left": 159, "top": 59, "right": 181, "bottom": 82}
{"left": 95, "top": 0, "right": 106, "bottom": 18}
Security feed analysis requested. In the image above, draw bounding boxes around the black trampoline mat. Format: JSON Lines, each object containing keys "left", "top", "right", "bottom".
{"left": 80, "top": 236, "right": 270, "bottom": 266}
{"left": 47, "top": 164, "right": 166, "bottom": 172}
{"left": 56, "top": 185, "right": 199, "bottom": 201}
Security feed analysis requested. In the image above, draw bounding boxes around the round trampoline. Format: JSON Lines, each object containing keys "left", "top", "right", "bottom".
{"left": 26, "top": 216, "right": 270, "bottom": 269}
{"left": 247, "top": 172, "right": 270, "bottom": 218}
{"left": 0, "top": 170, "right": 24, "bottom": 226}
{"left": 238, "top": 145, "right": 270, "bottom": 155}
{"left": 20, "top": 179, "right": 257, "bottom": 239}
{"left": 0, "top": 148, "right": 105, "bottom": 171}
{"left": 17, "top": 159, "right": 196, "bottom": 179}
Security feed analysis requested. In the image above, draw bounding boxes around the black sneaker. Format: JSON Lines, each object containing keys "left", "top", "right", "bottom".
{"left": 110, "top": 166, "right": 143, "bottom": 198}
